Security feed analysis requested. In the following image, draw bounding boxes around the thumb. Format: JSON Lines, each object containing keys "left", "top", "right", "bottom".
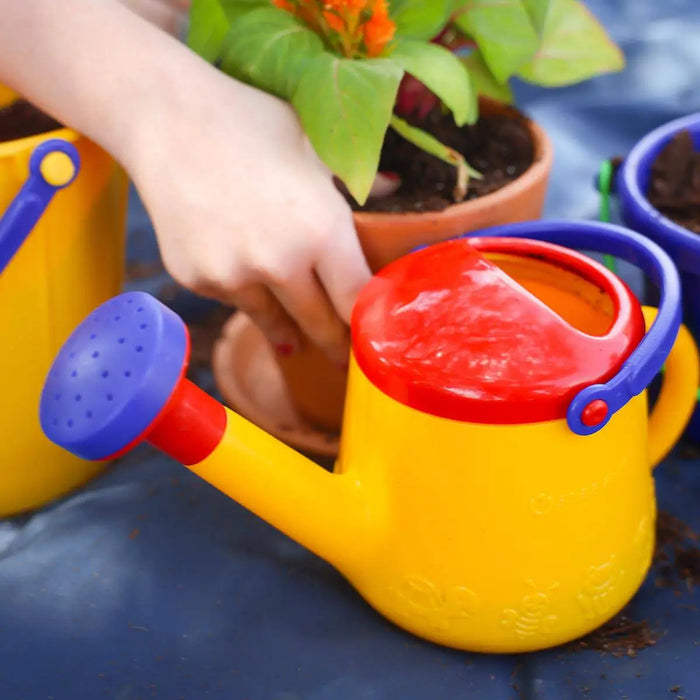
{"left": 315, "top": 213, "right": 372, "bottom": 325}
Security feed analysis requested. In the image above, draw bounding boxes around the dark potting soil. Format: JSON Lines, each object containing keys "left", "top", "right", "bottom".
{"left": 349, "top": 106, "right": 535, "bottom": 213}
{"left": 0, "top": 99, "right": 62, "bottom": 142}
{"left": 647, "top": 129, "right": 700, "bottom": 233}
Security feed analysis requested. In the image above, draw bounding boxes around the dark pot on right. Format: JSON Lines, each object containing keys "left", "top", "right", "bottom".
{"left": 617, "top": 112, "right": 700, "bottom": 440}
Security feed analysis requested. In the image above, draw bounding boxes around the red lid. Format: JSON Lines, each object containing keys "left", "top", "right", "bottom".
{"left": 351, "top": 237, "right": 645, "bottom": 424}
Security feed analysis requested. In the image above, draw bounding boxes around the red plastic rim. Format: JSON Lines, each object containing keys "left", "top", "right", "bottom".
{"left": 351, "top": 238, "right": 645, "bottom": 424}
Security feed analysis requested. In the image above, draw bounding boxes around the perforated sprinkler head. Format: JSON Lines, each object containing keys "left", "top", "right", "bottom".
{"left": 40, "top": 292, "right": 226, "bottom": 465}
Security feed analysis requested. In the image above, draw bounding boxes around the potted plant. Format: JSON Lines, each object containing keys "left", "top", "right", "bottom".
{"left": 616, "top": 112, "right": 700, "bottom": 442}
{"left": 188, "top": 0, "right": 624, "bottom": 447}
{"left": 0, "top": 89, "right": 128, "bottom": 514}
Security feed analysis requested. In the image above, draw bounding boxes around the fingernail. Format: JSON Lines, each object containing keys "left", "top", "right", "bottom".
{"left": 274, "top": 343, "right": 295, "bottom": 357}
{"left": 380, "top": 171, "right": 400, "bottom": 181}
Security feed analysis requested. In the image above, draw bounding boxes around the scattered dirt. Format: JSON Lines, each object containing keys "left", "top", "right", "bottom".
{"left": 647, "top": 129, "right": 700, "bottom": 233}
{"left": 653, "top": 510, "right": 700, "bottom": 593}
{"left": 349, "top": 105, "right": 535, "bottom": 213}
{"left": 569, "top": 615, "right": 657, "bottom": 657}
{"left": 0, "top": 99, "right": 62, "bottom": 142}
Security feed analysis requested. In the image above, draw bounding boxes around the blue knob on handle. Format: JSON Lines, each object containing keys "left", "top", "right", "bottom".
{"left": 0, "top": 138, "right": 80, "bottom": 275}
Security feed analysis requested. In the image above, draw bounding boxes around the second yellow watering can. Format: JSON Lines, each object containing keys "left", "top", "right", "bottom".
{"left": 39, "top": 221, "right": 698, "bottom": 653}
{"left": 0, "top": 98, "right": 127, "bottom": 516}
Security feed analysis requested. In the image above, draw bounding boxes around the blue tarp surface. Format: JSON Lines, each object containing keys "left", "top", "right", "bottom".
{"left": 1, "top": 1, "right": 699, "bottom": 698}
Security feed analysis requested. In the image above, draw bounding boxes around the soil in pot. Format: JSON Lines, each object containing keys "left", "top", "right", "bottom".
{"left": 646, "top": 129, "right": 700, "bottom": 233}
{"left": 0, "top": 99, "right": 62, "bottom": 142}
{"left": 350, "top": 105, "right": 535, "bottom": 213}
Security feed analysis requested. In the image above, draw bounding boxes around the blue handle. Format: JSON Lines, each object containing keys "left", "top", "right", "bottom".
{"left": 0, "top": 138, "right": 80, "bottom": 275}
{"left": 464, "top": 220, "right": 681, "bottom": 436}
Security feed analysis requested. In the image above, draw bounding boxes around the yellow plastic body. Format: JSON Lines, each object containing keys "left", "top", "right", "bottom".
{"left": 0, "top": 128, "right": 127, "bottom": 516}
{"left": 0, "top": 85, "right": 17, "bottom": 109}
{"left": 186, "top": 260, "right": 698, "bottom": 653}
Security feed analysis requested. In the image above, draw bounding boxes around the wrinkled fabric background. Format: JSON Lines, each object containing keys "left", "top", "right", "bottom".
{"left": 1, "top": 2, "right": 699, "bottom": 698}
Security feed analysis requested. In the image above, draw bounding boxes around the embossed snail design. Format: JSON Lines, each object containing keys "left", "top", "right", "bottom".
{"left": 40, "top": 222, "right": 698, "bottom": 653}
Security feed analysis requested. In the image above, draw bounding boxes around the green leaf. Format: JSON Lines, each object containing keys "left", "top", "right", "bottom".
{"left": 220, "top": 7, "right": 324, "bottom": 100}
{"left": 461, "top": 50, "right": 514, "bottom": 103}
{"left": 187, "top": 0, "right": 230, "bottom": 63}
{"left": 453, "top": 0, "right": 540, "bottom": 82}
{"left": 388, "top": 0, "right": 455, "bottom": 40}
{"left": 517, "top": 0, "right": 624, "bottom": 86}
{"left": 187, "top": 0, "right": 273, "bottom": 62}
{"left": 390, "top": 39, "right": 477, "bottom": 125}
{"left": 521, "top": 0, "right": 551, "bottom": 35}
{"left": 219, "top": 0, "right": 270, "bottom": 23}
{"left": 292, "top": 54, "right": 403, "bottom": 204}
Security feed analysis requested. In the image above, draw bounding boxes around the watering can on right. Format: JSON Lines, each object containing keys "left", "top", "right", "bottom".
{"left": 40, "top": 221, "right": 697, "bottom": 653}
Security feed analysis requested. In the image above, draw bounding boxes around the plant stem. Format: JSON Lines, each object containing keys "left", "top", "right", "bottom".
{"left": 389, "top": 114, "right": 481, "bottom": 202}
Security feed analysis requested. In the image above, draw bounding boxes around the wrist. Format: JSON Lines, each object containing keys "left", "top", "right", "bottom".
{"left": 122, "top": 49, "right": 264, "bottom": 186}
{"left": 90, "top": 10, "right": 205, "bottom": 171}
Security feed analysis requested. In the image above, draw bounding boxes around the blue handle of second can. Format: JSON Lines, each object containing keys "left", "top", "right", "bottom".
{"left": 463, "top": 220, "right": 681, "bottom": 436}
{"left": 0, "top": 139, "right": 80, "bottom": 275}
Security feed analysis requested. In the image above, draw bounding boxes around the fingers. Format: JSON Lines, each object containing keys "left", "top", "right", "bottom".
{"left": 269, "top": 270, "right": 352, "bottom": 366}
{"left": 368, "top": 171, "right": 401, "bottom": 199}
{"left": 192, "top": 268, "right": 352, "bottom": 364}
{"left": 160, "top": 233, "right": 359, "bottom": 363}
{"left": 223, "top": 283, "right": 302, "bottom": 357}
{"left": 314, "top": 213, "right": 372, "bottom": 325}
{"left": 334, "top": 171, "right": 401, "bottom": 201}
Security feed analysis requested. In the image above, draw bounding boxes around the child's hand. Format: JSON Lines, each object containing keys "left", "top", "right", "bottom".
{"left": 0, "top": 0, "right": 372, "bottom": 364}
{"left": 127, "top": 67, "right": 371, "bottom": 364}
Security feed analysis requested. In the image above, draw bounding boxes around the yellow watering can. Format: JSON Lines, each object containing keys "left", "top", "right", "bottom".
{"left": 39, "top": 221, "right": 698, "bottom": 653}
{"left": 0, "top": 87, "right": 127, "bottom": 516}
{"left": 0, "top": 85, "right": 17, "bottom": 109}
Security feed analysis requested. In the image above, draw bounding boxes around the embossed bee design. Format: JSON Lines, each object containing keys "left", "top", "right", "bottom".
{"left": 576, "top": 555, "right": 625, "bottom": 620}
{"left": 393, "top": 576, "right": 481, "bottom": 631}
{"left": 501, "top": 580, "right": 559, "bottom": 639}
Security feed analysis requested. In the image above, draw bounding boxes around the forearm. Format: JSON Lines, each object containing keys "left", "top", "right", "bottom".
{"left": 0, "top": 0, "right": 196, "bottom": 167}
{"left": 119, "top": 0, "right": 190, "bottom": 36}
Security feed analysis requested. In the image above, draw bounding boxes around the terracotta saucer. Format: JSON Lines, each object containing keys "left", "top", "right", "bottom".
{"left": 212, "top": 312, "right": 341, "bottom": 458}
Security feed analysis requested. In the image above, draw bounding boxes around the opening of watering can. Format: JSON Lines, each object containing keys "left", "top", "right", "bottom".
{"left": 351, "top": 236, "right": 645, "bottom": 428}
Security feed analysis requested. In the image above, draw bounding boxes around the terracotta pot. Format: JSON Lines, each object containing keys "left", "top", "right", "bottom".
{"left": 274, "top": 99, "right": 554, "bottom": 434}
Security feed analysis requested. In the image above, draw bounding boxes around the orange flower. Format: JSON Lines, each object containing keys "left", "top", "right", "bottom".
{"left": 273, "top": 0, "right": 324, "bottom": 35}
{"left": 362, "top": 0, "right": 395, "bottom": 57}
{"left": 322, "top": 9, "right": 346, "bottom": 33}
{"left": 323, "top": 0, "right": 369, "bottom": 11}
{"left": 272, "top": 0, "right": 395, "bottom": 58}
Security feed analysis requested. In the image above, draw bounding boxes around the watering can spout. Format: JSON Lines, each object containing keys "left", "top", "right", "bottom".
{"left": 39, "top": 292, "right": 373, "bottom": 568}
